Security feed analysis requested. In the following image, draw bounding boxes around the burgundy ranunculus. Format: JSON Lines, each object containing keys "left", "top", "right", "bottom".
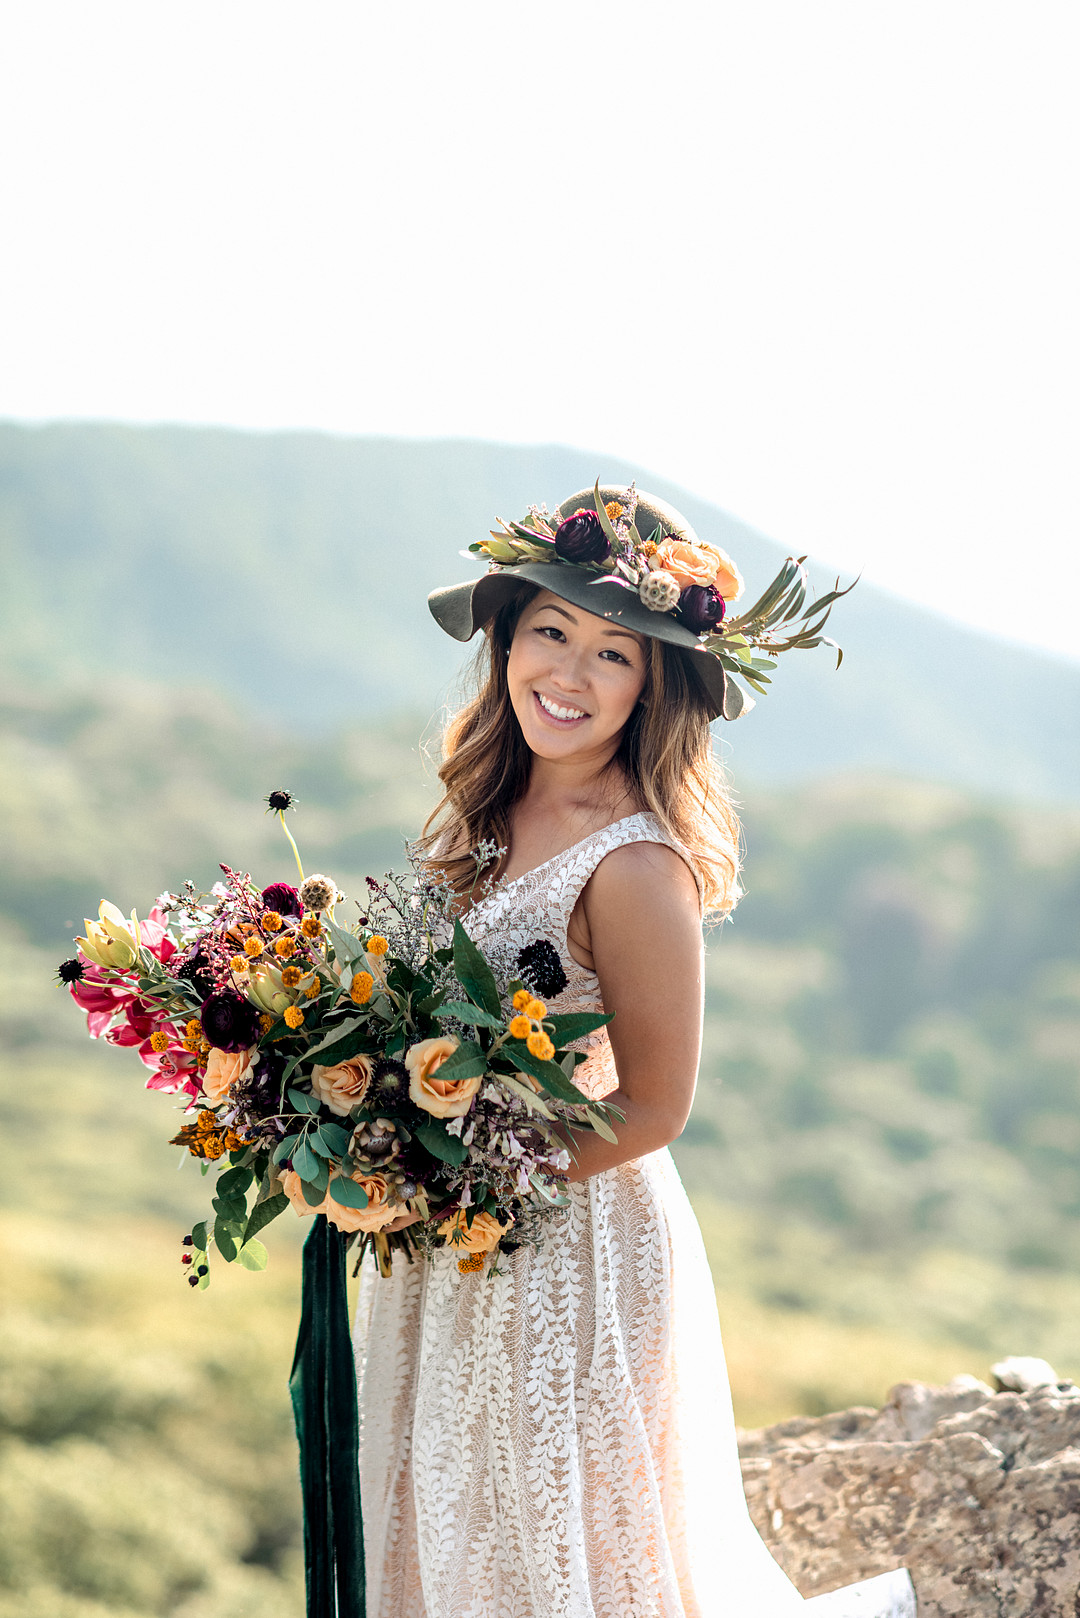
{"left": 679, "top": 585, "right": 726, "bottom": 634}
{"left": 201, "top": 989, "right": 260, "bottom": 1053}
{"left": 261, "top": 882, "right": 303, "bottom": 919}
{"left": 553, "top": 509, "right": 611, "bottom": 565}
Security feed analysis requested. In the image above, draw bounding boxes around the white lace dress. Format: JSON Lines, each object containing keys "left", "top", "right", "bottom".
{"left": 353, "top": 814, "right": 916, "bottom": 1618}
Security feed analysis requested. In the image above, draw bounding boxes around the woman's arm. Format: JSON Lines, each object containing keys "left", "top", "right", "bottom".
{"left": 560, "top": 839, "right": 704, "bottom": 1182}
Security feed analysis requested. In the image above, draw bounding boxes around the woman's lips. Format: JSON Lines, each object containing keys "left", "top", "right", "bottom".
{"left": 533, "top": 690, "right": 589, "bottom": 726}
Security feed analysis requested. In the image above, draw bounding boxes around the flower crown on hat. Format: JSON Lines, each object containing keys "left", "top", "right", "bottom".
{"left": 470, "top": 480, "right": 854, "bottom": 703}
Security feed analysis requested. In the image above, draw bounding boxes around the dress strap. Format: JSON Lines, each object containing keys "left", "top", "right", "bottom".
{"left": 550, "top": 813, "right": 704, "bottom": 946}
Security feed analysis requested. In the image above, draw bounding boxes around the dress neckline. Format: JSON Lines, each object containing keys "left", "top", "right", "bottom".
{"left": 486, "top": 812, "right": 654, "bottom": 898}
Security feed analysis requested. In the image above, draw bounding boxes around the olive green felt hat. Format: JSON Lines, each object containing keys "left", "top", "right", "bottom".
{"left": 428, "top": 486, "right": 749, "bottom": 722}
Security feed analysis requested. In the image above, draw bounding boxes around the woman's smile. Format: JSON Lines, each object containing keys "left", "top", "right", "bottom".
{"left": 533, "top": 690, "right": 590, "bottom": 726}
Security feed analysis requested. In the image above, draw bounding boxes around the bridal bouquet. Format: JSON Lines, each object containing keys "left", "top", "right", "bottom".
{"left": 60, "top": 796, "right": 618, "bottom": 1285}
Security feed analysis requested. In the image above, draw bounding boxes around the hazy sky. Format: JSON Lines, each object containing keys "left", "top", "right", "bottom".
{"left": 2, "top": 1, "right": 1077, "bottom": 659}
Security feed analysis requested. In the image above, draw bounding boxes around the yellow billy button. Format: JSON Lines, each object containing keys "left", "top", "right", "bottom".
{"left": 366, "top": 935, "right": 390, "bottom": 957}
{"left": 284, "top": 1006, "right": 305, "bottom": 1029}
{"left": 509, "top": 1014, "right": 532, "bottom": 1040}
{"left": 526, "top": 1031, "right": 555, "bottom": 1062}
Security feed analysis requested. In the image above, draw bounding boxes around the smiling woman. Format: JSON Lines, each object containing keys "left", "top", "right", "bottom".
{"left": 349, "top": 482, "right": 915, "bottom": 1617}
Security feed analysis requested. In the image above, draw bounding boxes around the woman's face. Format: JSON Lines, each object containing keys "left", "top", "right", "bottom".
{"left": 507, "top": 590, "right": 648, "bottom": 766}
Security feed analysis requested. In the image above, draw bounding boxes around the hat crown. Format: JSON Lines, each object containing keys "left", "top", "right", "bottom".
{"left": 556, "top": 486, "right": 699, "bottom": 548}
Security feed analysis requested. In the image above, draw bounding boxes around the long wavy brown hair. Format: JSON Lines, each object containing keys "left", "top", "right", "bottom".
{"left": 418, "top": 583, "right": 741, "bottom": 915}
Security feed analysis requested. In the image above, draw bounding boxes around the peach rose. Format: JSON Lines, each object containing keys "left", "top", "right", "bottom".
{"left": 202, "top": 1045, "right": 254, "bottom": 1104}
{"left": 309, "top": 1055, "right": 373, "bottom": 1116}
{"left": 405, "top": 1036, "right": 481, "bottom": 1119}
{"left": 279, "top": 1166, "right": 399, "bottom": 1233}
{"left": 438, "top": 1207, "right": 513, "bottom": 1255}
{"left": 653, "top": 537, "right": 744, "bottom": 602}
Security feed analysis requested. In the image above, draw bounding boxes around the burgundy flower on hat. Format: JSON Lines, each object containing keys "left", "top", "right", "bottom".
{"left": 553, "top": 509, "right": 611, "bottom": 566}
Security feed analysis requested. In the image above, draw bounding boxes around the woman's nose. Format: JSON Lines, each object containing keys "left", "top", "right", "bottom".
{"left": 550, "top": 647, "right": 590, "bottom": 691}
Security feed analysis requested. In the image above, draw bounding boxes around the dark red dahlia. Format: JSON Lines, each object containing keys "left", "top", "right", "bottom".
{"left": 679, "top": 585, "right": 726, "bottom": 634}
{"left": 553, "top": 509, "right": 611, "bottom": 565}
{"left": 200, "top": 989, "right": 260, "bottom": 1052}
{"left": 261, "top": 882, "right": 303, "bottom": 919}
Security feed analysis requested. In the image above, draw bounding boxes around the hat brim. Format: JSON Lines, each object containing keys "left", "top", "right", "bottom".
{"left": 427, "top": 564, "right": 751, "bottom": 722}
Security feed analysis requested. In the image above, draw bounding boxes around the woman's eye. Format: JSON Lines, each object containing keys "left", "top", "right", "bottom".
{"left": 536, "top": 625, "right": 565, "bottom": 642}
{"left": 600, "top": 648, "right": 630, "bottom": 664}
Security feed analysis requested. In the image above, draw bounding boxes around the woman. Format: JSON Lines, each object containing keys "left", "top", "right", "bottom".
{"left": 353, "top": 486, "right": 916, "bottom": 1617}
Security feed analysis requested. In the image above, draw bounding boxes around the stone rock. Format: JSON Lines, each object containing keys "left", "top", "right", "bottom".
{"left": 990, "top": 1355, "right": 1062, "bottom": 1394}
{"left": 739, "top": 1374, "right": 1080, "bottom": 1615}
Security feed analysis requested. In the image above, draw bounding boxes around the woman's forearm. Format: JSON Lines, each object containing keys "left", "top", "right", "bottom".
{"left": 560, "top": 1086, "right": 692, "bottom": 1183}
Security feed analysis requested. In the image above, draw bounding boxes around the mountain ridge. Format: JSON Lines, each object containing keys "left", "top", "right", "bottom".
{"left": 2, "top": 420, "right": 1076, "bottom": 800}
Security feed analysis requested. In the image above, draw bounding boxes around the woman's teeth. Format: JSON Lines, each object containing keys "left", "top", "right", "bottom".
{"left": 536, "top": 693, "right": 587, "bottom": 722}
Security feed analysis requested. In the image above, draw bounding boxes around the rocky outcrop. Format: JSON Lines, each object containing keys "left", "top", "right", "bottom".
{"left": 739, "top": 1370, "right": 1080, "bottom": 1616}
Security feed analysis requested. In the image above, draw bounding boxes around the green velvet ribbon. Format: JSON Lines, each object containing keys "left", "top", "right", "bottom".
{"left": 289, "top": 1215, "right": 366, "bottom": 1618}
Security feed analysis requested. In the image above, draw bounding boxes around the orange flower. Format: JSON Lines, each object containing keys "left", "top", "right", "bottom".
{"left": 366, "top": 935, "right": 390, "bottom": 957}
{"left": 524, "top": 998, "right": 547, "bottom": 1021}
{"left": 284, "top": 1005, "right": 305, "bottom": 1029}
{"left": 512, "top": 988, "right": 532, "bottom": 1012}
{"left": 301, "top": 917, "right": 322, "bottom": 939}
{"left": 526, "top": 1030, "right": 555, "bottom": 1061}
{"left": 652, "top": 536, "right": 743, "bottom": 601}
{"left": 281, "top": 965, "right": 303, "bottom": 989}
{"left": 509, "top": 1014, "right": 532, "bottom": 1040}
{"left": 274, "top": 936, "right": 296, "bottom": 959}
{"left": 303, "top": 978, "right": 322, "bottom": 1000}
{"left": 230, "top": 954, "right": 247, "bottom": 974}
{"left": 149, "top": 1030, "right": 171, "bottom": 1053}
{"left": 310, "top": 1055, "right": 373, "bottom": 1115}
{"left": 259, "top": 1012, "right": 275, "bottom": 1034}
{"left": 438, "top": 1207, "right": 512, "bottom": 1256}
{"left": 185, "top": 1018, "right": 203, "bottom": 1039}
{"left": 222, "top": 1129, "right": 247, "bottom": 1151}
{"left": 202, "top": 1046, "right": 254, "bottom": 1103}
{"left": 351, "top": 971, "right": 374, "bottom": 1005}
{"left": 280, "top": 1166, "right": 399, "bottom": 1233}
{"left": 244, "top": 936, "right": 264, "bottom": 958}
{"left": 604, "top": 500, "right": 623, "bottom": 521}
{"left": 262, "top": 911, "right": 283, "bottom": 932}
{"left": 202, "top": 1134, "right": 226, "bottom": 1160}
{"left": 405, "top": 1036, "right": 480, "bottom": 1119}
{"left": 196, "top": 1109, "right": 219, "bottom": 1132}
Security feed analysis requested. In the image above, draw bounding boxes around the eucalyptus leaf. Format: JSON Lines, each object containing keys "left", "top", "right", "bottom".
{"left": 413, "top": 1120, "right": 469, "bottom": 1166}
{"left": 214, "top": 1222, "right": 238, "bottom": 1261}
{"left": 216, "top": 1165, "right": 254, "bottom": 1197}
{"left": 287, "top": 1088, "right": 320, "bottom": 1114}
{"left": 271, "top": 1133, "right": 299, "bottom": 1165}
{"left": 299, "top": 1022, "right": 372, "bottom": 1071}
{"left": 326, "top": 1175, "right": 369, "bottom": 1209}
{"left": 584, "top": 1106, "right": 620, "bottom": 1145}
{"left": 508, "top": 1039, "right": 590, "bottom": 1103}
{"left": 434, "top": 999, "right": 505, "bottom": 1029}
{"left": 300, "top": 1176, "right": 326, "bottom": 1207}
{"left": 292, "top": 1139, "right": 321, "bottom": 1183}
{"left": 316, "top": 1121, "right": 352, "bottom": 1156}
{"left": 191, "top": 1220, "right": 207, "bottom": 1250}
{"left": 244, "top": 1192, "right": 288, "bottom": 1241}
{"left": 544, "top": 1010, "right": 612, "bottom": 1044}
{"left": 427, "top": 1038, "right": 487, "bottom": 1083}
{"left": 237, "top": 1239, "right": 268, "bottom": 1271}
{"left": 452, "top": 919, "right": 501, "bottom": 1018}
{"left": 325, "top": 914, "right": 364, "bottom": 967}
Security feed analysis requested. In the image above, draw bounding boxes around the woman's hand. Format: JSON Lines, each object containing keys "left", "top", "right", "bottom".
{"left": 561, "top": 839, "right": 703, "bottom": 1182}
{"left": 383, "top": 1207, "right": 424, "bottom": 1233}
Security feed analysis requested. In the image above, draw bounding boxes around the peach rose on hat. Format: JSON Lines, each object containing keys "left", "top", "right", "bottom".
{"left": 280, "top": 1166, "right": 398, "bottom": 1233}
{"left": 202, "top": 1045, "right": 254, "bottom": 1104}
{"left": 309, "top": 1055, "right": 373, "bottom": 1116}
{"left": 405, "top": 1036, "right": 481, "bottom": 1118}
{"left": 438, "top": 1207, "right": 513, "bottom": 1255}
{"left": 652, "top": 537, "right": 744, "bottom": 602}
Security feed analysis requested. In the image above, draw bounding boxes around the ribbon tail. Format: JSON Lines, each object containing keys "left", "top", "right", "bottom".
{"left": 289, "top": 1215, "right": 366, "bottom": 1618}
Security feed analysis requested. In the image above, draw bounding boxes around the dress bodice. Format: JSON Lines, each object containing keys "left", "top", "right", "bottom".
{"left": 463, "top": 812, "right": 698, "bottom": 1102}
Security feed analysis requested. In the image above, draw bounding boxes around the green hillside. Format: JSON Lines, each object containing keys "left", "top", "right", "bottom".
{"left": 2, "top": 420, "right": 1078, "bottom": 799}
